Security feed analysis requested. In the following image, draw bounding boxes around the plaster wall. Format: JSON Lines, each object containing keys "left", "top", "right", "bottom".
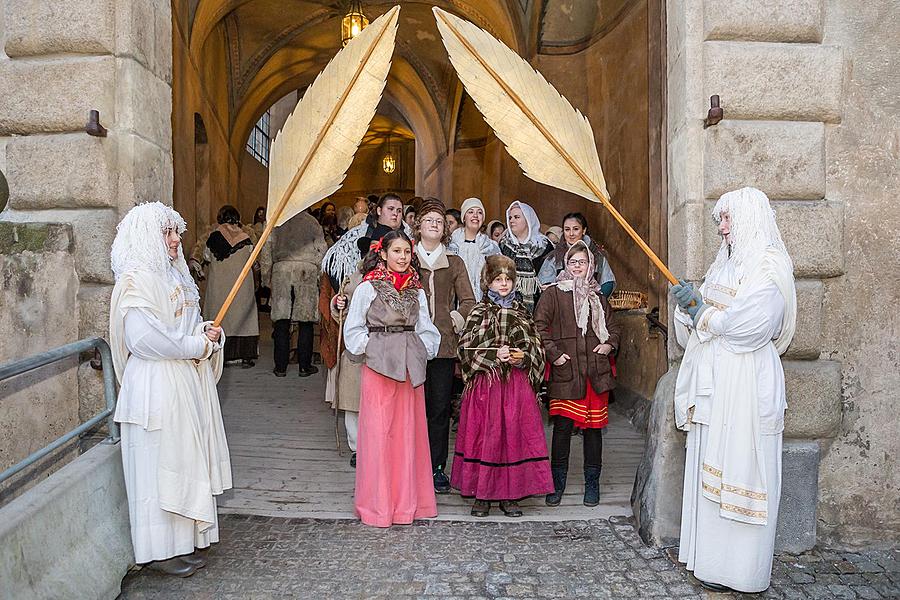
{"left": 815, "top": 0, "right": 900, "bottom": 544}
{"left": 172, "top": 7, "right": 240, "bottom": 253}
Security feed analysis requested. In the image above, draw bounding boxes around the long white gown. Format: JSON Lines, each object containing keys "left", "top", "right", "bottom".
{"left": 112, "top": 265, "right": 232, "bottom": 563}
{"left": 674, "top": 250, "right": 794, "bottom": 593}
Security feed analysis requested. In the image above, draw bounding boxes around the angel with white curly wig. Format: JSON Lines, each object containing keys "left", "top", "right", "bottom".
{"left": 110, "top": 201, "right": 192, "bottom": 282}
{"left": 108, "top": 201, "right": 232, "bottom": 575}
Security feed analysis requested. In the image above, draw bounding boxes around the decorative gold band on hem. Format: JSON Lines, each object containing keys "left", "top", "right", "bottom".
{"left": 702, "top": 463, "right": 723, "bottom": 478}
{"left": 721, "top": 502, "right": 767, "bottom": 519}
{"left": 702, "top": 482, "right": 721, "bottom": 497}
{"left": 722, "top": 483, "right": 768, "bottom": 501}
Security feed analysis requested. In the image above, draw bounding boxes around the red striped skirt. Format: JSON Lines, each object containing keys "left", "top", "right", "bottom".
{"left": 549, "top": 379, "right": 609, "bottom": 429}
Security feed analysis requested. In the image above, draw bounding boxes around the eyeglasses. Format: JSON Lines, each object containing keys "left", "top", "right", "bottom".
{"left": 566, "top": 259, "right": 589, "bottom": 267}
{"left": 421, "top": 218, "right": 444, "bottom": 226}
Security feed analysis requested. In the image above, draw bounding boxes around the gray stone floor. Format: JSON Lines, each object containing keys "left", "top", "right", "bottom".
{"left": 118, "top": 514, "right": 900, "bottom": 599}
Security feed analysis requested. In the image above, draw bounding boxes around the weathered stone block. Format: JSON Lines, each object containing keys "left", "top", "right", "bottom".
{"left": 775, "top": 441, "right": 819, "bottom": 553}
{"left": 117, "top": 135, "right": 174, "bottom": 209}
{"left": 78, "top": 283, "right": 112, "bottom": 340}
{"left": 704, "top": 121, "right": 825, "bottom": 200}
{"left": 0, "top": 444, "right": 133, "bottom": 600}
{"left": 116, "top": 58, "right": 173, "bottom": 151}
{"left": 667, "top": 126, "right": 704, "bottom": 212}
{"left": 784, "top": 360, "right": 842, "bottom": 439}
{"left": 777, "top": 201, "right": 845, "bottom": 279}
{"left": 784, "top": 280, "right": 823, "bottom": 360}
{"left": 703, "top": 200, "right": 845, "bottom": 279}
{"left": 0, "top": 56, "right": 116, "bottom": 135}
{"left": 704, "top": 42, "right": 843, "bottom": 123}
{"left": 6, "top": 134, "right": 116, "bottom": 210}
{"left": 4, "top": 0, "right": 115, "bottom": 57}
{"left": 116, "top": 0, "right": 172, "bottom": 83}
{"left": 2, "top": 209, "right": 117, "bottom": 284}
{"left": 669, "top": 201, "right": 708, "bottom": 282}
{"left": 632, "top": 367, "right": 687, "bottom": 546}
{"left": 704, "top": 0, "right": 824, "bottom": 43}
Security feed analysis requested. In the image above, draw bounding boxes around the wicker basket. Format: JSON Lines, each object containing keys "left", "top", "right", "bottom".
{"left": 609, "top": 290, "right": 647, "bottom": 310}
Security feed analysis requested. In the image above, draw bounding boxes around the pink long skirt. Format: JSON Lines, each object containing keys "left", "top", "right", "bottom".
{"left": 355, "top": 366, "right": 437, "bottom": 527}
{"left": 451, "top": 369, "right": 554, "bottom": 500}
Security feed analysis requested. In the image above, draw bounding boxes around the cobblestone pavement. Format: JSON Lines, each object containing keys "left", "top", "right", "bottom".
{"left": 119, "top": 514, "right": 900, "bottom": 599}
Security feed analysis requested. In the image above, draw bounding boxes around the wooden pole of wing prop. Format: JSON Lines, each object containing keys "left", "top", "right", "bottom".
{"left": 212, "top": 7, "right": 401, "bottom": 326}
{"left": 433, "top": 8, "right": 678, "bottom": 286}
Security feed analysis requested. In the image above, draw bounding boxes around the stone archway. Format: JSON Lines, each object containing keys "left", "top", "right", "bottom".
{"left": 170, "top": 0, "right": 680, "bottom": 536}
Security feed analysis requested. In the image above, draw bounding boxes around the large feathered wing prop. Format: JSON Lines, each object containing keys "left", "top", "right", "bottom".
{"left": 213, "top": 6, "right": 400, "bottom": 326}
{"left": 433, "top": 7, "right": 677, "bottom": 285}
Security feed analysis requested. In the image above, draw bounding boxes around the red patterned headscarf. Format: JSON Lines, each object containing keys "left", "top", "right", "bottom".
{"left": 363, "top": 265, "right": 422, "bottom": 292}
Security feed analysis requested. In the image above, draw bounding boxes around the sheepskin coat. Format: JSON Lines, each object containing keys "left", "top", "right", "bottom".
{"left": 268, "top": 212, "right": 327, "bottom": 322}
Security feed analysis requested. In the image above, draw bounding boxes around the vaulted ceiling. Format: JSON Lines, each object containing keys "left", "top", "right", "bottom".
{"left": 178, "top": 1, "right": 637, "bottom": 172}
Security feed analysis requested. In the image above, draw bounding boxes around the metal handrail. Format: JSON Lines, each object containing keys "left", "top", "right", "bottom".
{"left": 0, "top": 337, "right": 118, "bottom": 486}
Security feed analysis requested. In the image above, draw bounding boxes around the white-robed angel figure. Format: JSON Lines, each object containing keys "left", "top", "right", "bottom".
{"left": 670, "top": 187, "right": 797, "bottom": 594}
{"left": 109, "top": 202, "right": 232, "bottom": 577}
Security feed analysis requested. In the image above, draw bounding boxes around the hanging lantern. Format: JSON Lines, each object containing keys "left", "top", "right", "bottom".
{"left": 382, "top": 134, "right": 396, "bottom": 174}
{"left": 382, "top": 151, "right": 396, "bottom": 174}
{"left": 341, "top": 0, "right": 369, "bottom": 47}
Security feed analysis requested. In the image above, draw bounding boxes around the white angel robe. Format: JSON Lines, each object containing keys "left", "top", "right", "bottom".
{"left": 674, "top": 248, "right": 796, "bottom": 593}
{"left": 111, "top": 266, "right": 232, "bottom": 563}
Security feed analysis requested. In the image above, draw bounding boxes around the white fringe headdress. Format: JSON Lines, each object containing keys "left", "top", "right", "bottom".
{"left": 110, "top": 202, "right": 193, "bottom": 285}
{"left": 706, "top": 187, "right": 792, "bottom": 280}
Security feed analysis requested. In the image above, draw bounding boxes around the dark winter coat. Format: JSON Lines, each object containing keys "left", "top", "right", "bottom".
{"left": 533, "top": 285, "right": 621, "bottom": 399}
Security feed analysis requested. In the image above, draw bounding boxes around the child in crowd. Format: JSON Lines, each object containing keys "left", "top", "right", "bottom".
{"left": 452, "top": 255, "right": 553, "bottom": 517}
{"left": 534, "top": 241, "right": 621, "bottom": 507}
{"left": 342, "top": 230, "right": 441, "bottom": 527}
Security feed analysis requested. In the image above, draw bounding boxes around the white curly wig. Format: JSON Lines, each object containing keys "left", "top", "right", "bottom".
{"left": 707, "top": 187, "right": 792, "bottom": 279}
{"left": 111, "top": 202, "right": 192, "bottom": 282}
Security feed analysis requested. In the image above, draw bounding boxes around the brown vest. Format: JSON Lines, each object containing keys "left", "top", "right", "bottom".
{"left": 364, "top": 281, "right": 428, "bottom": 386}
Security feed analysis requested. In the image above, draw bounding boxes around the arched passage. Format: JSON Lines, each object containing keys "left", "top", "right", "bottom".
{"left": 171, "top": 0, "right": 668, "bottom": 525}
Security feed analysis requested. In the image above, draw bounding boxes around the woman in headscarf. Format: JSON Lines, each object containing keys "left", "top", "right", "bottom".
{"left": 537, "top": 212, "right": 616, "bottom": 297}
{"left": 534, "top": 240, "right": 621, "bottom": 508}
{"left": 671, "top": 187, "right": 797, "bottom": 594}
{"left": 202, "top": 205, "right": 259, "bottom": 367}
{"left": 448, "top": 197, "right": 500, "bottom": 301}
{"left": 109, "top": 202, "right": 231, "bottom": 577}
{"left": 498, "top": 200, "right": 553, "bottom": 312}
{"left": 487, "top": 220, "right": 506, "bottom": 242}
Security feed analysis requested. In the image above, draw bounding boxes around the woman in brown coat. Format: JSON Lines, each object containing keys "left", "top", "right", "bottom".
{"left": 533, "top": 240, "right": 621, "bottom": 508}
{"left": 414, "top": 197, "right": 476, "bottom": 493}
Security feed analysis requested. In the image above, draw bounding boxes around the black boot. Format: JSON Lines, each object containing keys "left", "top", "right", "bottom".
{"left": 545, "top": 466, "right": 567, "bottom": 506}
{"left": 583, "top": 466, "right": 601, "bottom": 507}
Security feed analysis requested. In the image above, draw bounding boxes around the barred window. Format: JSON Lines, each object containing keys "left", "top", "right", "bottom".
{"left": 246, "top": 110, "right": 271, "bottom": 167}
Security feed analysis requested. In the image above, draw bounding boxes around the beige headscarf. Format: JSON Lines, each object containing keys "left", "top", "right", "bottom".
{"left": 554, "top": 240, "right": 609, "bottom": 343}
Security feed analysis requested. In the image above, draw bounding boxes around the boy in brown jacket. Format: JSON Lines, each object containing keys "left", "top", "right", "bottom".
{"left": 414, "top": 197, "right": 476, "bottom": 493}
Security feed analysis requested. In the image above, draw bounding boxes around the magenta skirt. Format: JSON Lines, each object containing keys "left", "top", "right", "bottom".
{"left": 451, "top": 368, "right": 553, "bottom": 500}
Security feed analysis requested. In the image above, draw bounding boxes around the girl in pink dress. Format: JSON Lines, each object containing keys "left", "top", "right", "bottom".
{"left": 452, "top": 255, "right": 553, "bottom": 517}
{"left": 343, "top": 230, "right": 441, "bottom": 527}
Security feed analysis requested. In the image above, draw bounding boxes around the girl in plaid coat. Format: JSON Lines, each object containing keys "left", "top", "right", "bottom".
{"left": 451, "top": 255, "right": 553, "bottom": 517}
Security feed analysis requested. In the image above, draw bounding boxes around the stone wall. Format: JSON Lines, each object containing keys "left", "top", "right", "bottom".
{"left": 0, "top": 0, "right": 174, "bottom": 427}
{"left": 0, "top": 223, "right": 79, "bottom": 501}
{"left": 636, "top": 0, "right": 899, "bottom": 548}
{"left": 815, "top": 0, "right": 900, "bottom": 545}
